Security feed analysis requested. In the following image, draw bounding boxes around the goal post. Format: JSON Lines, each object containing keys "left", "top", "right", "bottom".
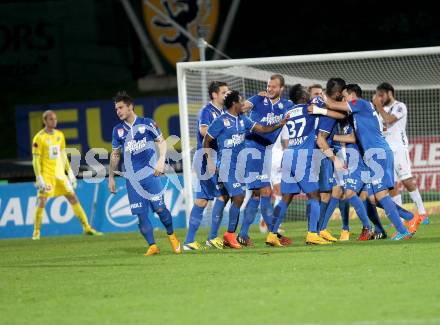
{"left": 177, "top": 46, "right": 440, "bottom": 225}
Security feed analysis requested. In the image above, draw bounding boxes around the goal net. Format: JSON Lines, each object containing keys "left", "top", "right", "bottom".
{"left": 177, "top": 46, "right": 440, "bottom": 226}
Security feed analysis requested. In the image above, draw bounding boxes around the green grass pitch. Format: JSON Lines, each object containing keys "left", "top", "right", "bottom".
{"left": 1, "top": 217, "right": 440, "bottom": 325}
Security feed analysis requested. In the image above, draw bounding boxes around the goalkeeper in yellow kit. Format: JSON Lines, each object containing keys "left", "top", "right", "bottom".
{"left": 31, "top": 110, "right": 102, "bottom": 240}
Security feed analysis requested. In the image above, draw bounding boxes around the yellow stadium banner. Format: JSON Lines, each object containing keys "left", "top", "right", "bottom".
{"left": 143, "top": 0, "right": 219, "bottom": 66}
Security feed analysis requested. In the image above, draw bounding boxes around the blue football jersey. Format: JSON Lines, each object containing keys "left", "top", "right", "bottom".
{"left": 308, "top": 96, "right": 325, "bottom": 108}
{"left": 196, "top": 102, "right": 223, "bottom": 150}
{"left": 246, "top": 95, "right": 293, "bottom": 145}
{"left": 317, "top": 116, "right": 337, "bottom": 147}
{"left": 285, "top": 104, "right": 318, "bottom": 150}
{"left": 347, "top": 98, "right": 390, "bottom": 152}
{"left": 207, "top": 112, "right": 256, "bottom": 168}
{"left": 333, "top": 118, "right": 360, "bottom": 152}
{"left": 112, "top": 116, "right": 162, "bottom": 174}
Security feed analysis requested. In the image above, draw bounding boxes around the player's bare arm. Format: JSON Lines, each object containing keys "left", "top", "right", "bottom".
{"left": 241, "top": 100, "right": 253, "bottom": 113}
{"left": 252, "top": 115, "right": 288, "bottom": 133}
{"left": 154, "top": 135, "right": 167, "bottom": 176}
{"left": 317, "top": 131, "right": 346, "bottom": 171}
{"left": 307, "top": 105, "right": 346, "bottom": 119}
{"left": 241, "top": 91, "right": 267, "bottom": 113}
{"left": 199, "top": 125, "right": 208, "bottom": 137}
{"left": 372, "top": 95, "right": 398, "bottom": 124}
{"left": 323, "top": 97, "right": 350, "bottom": 112}
{"left": 202, "top": 134, "right": 217, "bottom": 174}
{"left": 333, "top": 132, "right": 356, "bottom": 144}
{"left": 109, "top": 148, "right": 121, "bottom": 193}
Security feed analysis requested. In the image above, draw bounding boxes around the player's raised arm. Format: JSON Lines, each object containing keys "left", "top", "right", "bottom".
{"left": 252, "top": 114, "right": 288, "bottom": 133}
{"left": 333, "top": 132, "right": 356, "bottom": 144}
{"left": 372, "top": 94, "right": 398, "bottom": 124}
{"left": 241, "top": 99, "right": 254, "bottom": 113}
{"left": 241, "top": 91, "right": 266, "bottom": 113}
{"left": 307, "top": 104, "right": 347, "bottom": 119}
{"left": 323, "top": 97, "right": 350, "bottom": 113}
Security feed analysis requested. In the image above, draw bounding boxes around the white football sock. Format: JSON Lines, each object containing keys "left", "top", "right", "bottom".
{"left": 409, "top": 189, "right": 426, "bottom": 215}
{"left": 392, "top": 194, "right": 402, "bottom": 206}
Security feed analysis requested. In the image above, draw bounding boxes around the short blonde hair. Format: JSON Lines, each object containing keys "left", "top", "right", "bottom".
{"left": 42, "top": 110, "right": 56, "bottom": 121}
{"left": 308, "top": 84, "right": 323, "bottom": 93}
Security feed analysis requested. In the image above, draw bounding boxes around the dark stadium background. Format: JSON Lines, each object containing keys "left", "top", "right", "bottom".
{"left": 1, "top": 0, "right": 439, "bottom": 169}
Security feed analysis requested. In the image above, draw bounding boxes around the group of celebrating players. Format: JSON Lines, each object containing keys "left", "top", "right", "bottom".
{"left": 181, "top": 75, "right": 429, "bottom": 253}
{"left": 31, "top": 74, "right": 429, "bottom": 256}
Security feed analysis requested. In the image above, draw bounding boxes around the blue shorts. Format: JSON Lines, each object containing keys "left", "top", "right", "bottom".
{"left": 126, "top": 175, "right": 166, "bottom": 214}
{"left": 192, "top": 154, "right": 227, "bottom": 200}
{"left": 319, "top": 157, "right": 335, "bottom": 192}
{"left": 280, "top": 149, "right": 319, "bottom": 195}
{"left": 365, "top": 149, "right": 395, "bottom": 194}
{"left": 193, "top": 174, "right": 226, "bottom": 200}
{"left": 245, "top": 140, "right": 272, "bottom": 190}
{"left": 218, "top": 170, "right": 245, "bottom": 198}
{"left": 344, "top": 157, "right": 368, "bottom": 194}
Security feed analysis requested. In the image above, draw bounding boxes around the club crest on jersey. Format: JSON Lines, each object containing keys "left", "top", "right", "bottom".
{"left": 264, "top": 98, "right": 269, "bottom": 105}
{"left": 240, "top": 120, "right": 244, "bottom": 127}
{"left": 138, "top": 125, "right": 146, "bottom": 134}
{"left": 224, "top": 119, "right": 231, "bottom": 127}
{"left": 278, "top": 103, "right": 283, "bottom": 109}
{"left": 117, "top": 128, "right": 124, "bottom": 138}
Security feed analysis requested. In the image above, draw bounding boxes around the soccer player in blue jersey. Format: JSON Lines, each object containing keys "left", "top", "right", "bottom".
{"left": 316, "top": 115, "right": 352, "bottom": 241}
{"left": 109, "top": 91, "right": 181, "bottom": 256}
{"left": 203, "top": 90, "right": 287, "bottom": 248}
{"left": 237, "top": 74, "right": 294, "bottom": 246}
{"left": 314, "top": 78, "right": 351, "bottom": 242}
{"left": 314, "top": 79, "right": 380, "bottom": 242}
{"left": 320, "top": 117, "right": 387, "bottom": 240}
{"left": 184, "top": 81, "right": 230, "bottom": 251}
{"left": 323, "top": 84, "right": 420, "bottom": 240}
{"left": 269, "top": 84, "right": 338, "bottom": 245}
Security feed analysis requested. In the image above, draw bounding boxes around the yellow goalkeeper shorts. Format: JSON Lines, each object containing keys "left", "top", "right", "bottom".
{"left": 37, "top": 175, "right": 75, "bottom": 198}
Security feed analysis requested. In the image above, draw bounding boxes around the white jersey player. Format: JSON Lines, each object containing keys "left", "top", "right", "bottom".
{"left": 271, "top": 125, "right": 289, "bottom": 198}
{"left": 374, "top": 82, "right": 428, "bottom": 224}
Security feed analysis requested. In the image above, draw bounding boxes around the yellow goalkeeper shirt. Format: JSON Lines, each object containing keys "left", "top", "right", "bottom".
{"left": 32, "top": 129, "right": 66, "bottom": 178}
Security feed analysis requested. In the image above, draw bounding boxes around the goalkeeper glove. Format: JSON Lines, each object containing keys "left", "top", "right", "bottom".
{"left": 68, "top": 169, "right": 77, "bottom": 189}
{"left": 35, "top": 176, "right": 47, "bottom": 192}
